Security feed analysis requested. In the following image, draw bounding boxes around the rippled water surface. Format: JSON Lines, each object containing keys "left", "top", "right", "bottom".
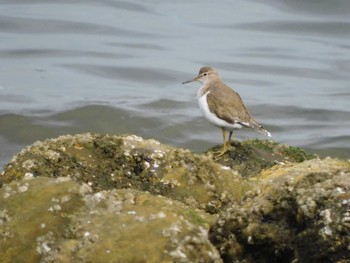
{"left": 1, "top": 0, "right": 350, "bottom": 166}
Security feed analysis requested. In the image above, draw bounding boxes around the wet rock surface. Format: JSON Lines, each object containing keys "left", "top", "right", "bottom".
{"left": 0, "top": 133, "right": 349, "bottom": 262}
{"left": 209, "top": 158, "right": 350, "bottom": 263}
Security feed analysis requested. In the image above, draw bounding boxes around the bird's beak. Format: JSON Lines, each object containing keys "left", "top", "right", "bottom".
{"left": 182, "top": 76, "right": 199, "bottom": 84}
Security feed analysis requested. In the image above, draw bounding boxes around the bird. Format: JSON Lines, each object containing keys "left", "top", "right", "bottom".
{"left": 182, "top": 66, "right": 271, "bottom": 156}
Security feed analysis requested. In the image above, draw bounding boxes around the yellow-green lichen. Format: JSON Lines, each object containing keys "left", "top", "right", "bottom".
{"left": 0, "top": 177, "right": 221, "bottom": 262}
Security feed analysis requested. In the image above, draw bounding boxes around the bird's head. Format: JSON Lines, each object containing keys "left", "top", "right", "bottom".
{"left": 182, "top": 66, "right": 220, "bottom": 85}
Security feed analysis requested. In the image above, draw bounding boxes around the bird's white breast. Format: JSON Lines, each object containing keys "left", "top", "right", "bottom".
{"left": 197, "top": 89, "right": 244, "bottom": 131}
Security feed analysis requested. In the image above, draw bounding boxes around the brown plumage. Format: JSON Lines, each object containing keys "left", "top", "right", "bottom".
{"left": 206, "top": 79, "right": 269, "bottom": 134}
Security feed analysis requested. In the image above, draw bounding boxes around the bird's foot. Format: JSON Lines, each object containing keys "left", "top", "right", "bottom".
{"left": 210, "top": 143, "right": 232, "bottom": 160}
{"left": 213, "top": 150, "right": 227, "bottom": 160}
{"left": 206, "top": 148, "right": 225, "bottom": 159}
{"left": 225, "top": 142, "right": 233, "bottom": 150}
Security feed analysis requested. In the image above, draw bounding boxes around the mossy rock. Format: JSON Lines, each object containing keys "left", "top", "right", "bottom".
{"left": 0, "top": 133, "right": 248, "bottom": 214}
{"left": 209, "top": 158, "right": 350, "bottom": 263}
{"left": 207, "top": 139, "right": 316, "bottom": 177}
{"left": 0, "top": 133, "right": 348, "bottom": 263}
{"left": 0, "top": 176, "right": 221, "bottom": 262}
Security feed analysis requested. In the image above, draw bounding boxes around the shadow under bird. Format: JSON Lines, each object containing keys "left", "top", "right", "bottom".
{"left": 182, "top": 66, "right": 271, "bottom": 156}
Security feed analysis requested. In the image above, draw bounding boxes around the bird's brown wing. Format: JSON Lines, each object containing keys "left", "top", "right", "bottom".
{"left": 206, "top": 82, "right": 253, "bottom": 125}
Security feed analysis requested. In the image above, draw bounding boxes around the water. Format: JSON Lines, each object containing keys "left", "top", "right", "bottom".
{"left": 0, "top": 0, "right": 350, "bottom": 167}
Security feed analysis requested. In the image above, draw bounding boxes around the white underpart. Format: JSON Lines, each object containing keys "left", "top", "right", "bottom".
{"left": 197, "top": 90, "right": 249, "bottom": 131}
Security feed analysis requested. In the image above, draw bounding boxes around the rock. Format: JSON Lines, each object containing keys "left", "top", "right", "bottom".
{"left": 0, "top": 176, "right": 221, "bottom": 262}
{"left": 0, "top": 133, "right": 348, "bottom": 262}
{"left": 209, "top": 158, "right": 350, "bottom": 263}
{"left": 1, "top": 133, "right": 248, "bottom": 214}
{"left": 207, "top": 139, "right": 316, "bottom": 177}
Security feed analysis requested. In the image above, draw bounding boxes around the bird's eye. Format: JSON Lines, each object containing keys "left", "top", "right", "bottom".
{"left": 203, "top": 73, "right": 207, "bottom": 76}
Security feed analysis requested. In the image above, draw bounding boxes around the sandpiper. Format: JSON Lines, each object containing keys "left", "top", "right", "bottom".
{"left": 182, "top": 66, "right": 271, "bottom": 156}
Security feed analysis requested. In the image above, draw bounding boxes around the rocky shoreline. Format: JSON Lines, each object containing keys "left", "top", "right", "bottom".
{"left": 0, "top": 133, "right": 349, "bottom": 262}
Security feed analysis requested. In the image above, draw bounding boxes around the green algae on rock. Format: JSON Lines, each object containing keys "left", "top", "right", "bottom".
{"left": 209, "top": 158, "right": 350, "bottom": 263}
{"left": 0, "top": 177, "right": 222, "bottom": 263}
{"left": 206, "top": 139, "right": 316, "bottom": 177}
{"left": 0, "top": 133, "right": 248, "bottom": 214}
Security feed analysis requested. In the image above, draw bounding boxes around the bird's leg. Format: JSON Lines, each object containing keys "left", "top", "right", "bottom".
{"left": 207, "top": 128, "right": 233, "bottom": 159}
{"left": 222, "top": 128, "right": 227, "bottom": 150}
{"left": 211, "top": 128, "right": 228, "bottom": 158}
{"left": 226, "top": 131, "right": 233, "bottom": 149}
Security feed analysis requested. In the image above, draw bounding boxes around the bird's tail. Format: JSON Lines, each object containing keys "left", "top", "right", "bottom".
{"left": 250, "top": 120, "right": 272, "bottom": 138}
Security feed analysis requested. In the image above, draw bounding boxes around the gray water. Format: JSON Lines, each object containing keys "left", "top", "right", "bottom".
{"left": 1, "top": 0, "right": 350, "bottom": 167}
